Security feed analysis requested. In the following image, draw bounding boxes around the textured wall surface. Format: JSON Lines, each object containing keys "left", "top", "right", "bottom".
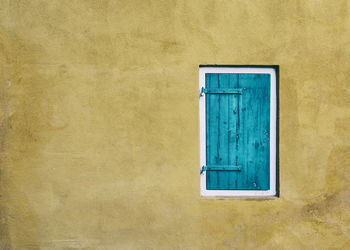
{"left": 1, "top": 0, "right": 350, "bottom": 249}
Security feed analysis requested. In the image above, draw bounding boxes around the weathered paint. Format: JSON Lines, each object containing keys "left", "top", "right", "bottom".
{"left": 202, "top": 88, "right": 243, "bottom": 94}
{"left": 1, "top": 0, "right": 350, "bottom": 249}
{"left": 205, "top": 73, "right": 270, "bottom": 190}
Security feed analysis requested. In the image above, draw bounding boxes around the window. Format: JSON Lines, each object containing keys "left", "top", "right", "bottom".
{"left": 199, "top": 66, "right": 279, "bottom": 198}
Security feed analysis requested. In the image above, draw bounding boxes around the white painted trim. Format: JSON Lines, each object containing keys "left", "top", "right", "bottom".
{"left": 199, "top": 67, "right": 277, "bottom": 198}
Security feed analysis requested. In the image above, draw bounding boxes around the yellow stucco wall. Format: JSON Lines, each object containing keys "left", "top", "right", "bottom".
{"left": 1, "top": 0, "right": 350, "bottom": 249}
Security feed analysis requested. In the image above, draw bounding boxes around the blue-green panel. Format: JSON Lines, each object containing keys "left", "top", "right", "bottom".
{"left": 205, "top": 73, "right": 270, "bottom": 190}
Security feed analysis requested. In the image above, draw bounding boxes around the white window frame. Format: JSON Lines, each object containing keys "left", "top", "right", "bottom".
{"left": 199, "top": 66, "right": 278, "bottom": 198}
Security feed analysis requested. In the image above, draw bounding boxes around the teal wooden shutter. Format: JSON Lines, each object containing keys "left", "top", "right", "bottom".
{"left": 205, "top": 73, "right": 270, "bottom": 190}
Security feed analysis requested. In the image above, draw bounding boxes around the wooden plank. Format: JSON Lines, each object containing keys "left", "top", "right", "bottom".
{"left": 238, "top": 74, "right": 270, "bottom": 190}
{"left": 226, "top": 74, "right": 240, "bottom": 189}
{"left": 206, "top": 73, "right": 219, "bottom": 190}
{"left": 202, "top": 88, "right": 242, "bottom": 94}
{"left": 203, "top": 165, "right": 241, "bottom": 171}
{"left": 216, "top": 74, "right": 229, "bottom": 189}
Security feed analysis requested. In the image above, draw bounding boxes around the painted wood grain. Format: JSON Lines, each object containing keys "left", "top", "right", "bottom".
{"left": 205, "top": 73, "right": 270, "bottom": 190}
